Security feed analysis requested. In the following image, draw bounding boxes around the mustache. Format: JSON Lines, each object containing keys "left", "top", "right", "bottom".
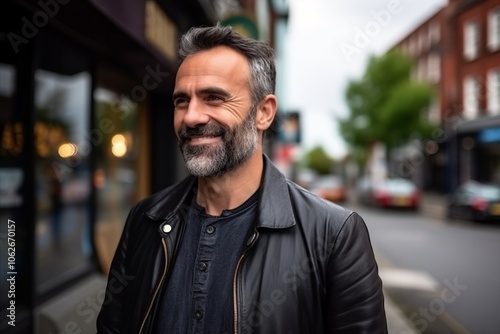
{"left": 178, "top": 123, "right": 227, "bottom": 142}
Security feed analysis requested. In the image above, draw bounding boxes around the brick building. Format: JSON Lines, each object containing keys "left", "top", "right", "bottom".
{"left": 393, "top": 0, "right": 500, "bottom": 193}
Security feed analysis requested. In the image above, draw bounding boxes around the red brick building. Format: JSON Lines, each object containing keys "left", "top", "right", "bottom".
{"left": 393, "top": 0, "right": 500, "bottom": 192}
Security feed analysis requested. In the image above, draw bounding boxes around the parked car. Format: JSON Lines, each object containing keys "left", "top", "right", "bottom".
{"left": 447, "top": 181, "right": 500, "bottom": 222}
{"left": 310, "top": 175, "right": 347, "bottom": 203}
{"left": 358, "top": 177, "right": 420, "bottom": 209}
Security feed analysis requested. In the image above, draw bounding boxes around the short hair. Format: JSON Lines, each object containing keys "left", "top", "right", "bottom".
{"left": 178, "top": 24, "right": 276, "bottom": 109}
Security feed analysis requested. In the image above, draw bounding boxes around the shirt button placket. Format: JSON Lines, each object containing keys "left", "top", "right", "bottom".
{"left": 206, "top": 225, "right": 215, "bottom": 234}
{"left": 198, "top": 261, "right": 208, "bottom": 271}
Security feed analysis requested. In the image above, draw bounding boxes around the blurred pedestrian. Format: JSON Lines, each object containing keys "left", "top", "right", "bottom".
{"left": 97, "top": 24, "right": 387, "bottom": 333}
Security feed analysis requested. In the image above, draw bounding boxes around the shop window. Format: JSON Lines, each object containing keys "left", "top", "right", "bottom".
{"left": 93, "top": 88, "right": 140, "bottom": 273}
{"left": 488, "top": 7, "right": 500, "bottom": 52}
{"left": 488, "top": 68, "right": 500, "bottom": 115}
{"left": 463, "top": 76, "right": 480, "bottom": 120}
{"left": 34, "top": 69, "right": 94, "bottom": 294}
{"left": 464, "top": 20, "right": 480, "bottom": 61}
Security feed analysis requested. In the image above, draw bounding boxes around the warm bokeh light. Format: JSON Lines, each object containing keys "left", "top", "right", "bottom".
{"left": 111, "top": 134, "right": 127, "bottom": 157}
{"left": 58, "top": 143, "right": 78, "bottom": 158}
{"left": 111, "top": 134, "right": 126, "bottom": 146}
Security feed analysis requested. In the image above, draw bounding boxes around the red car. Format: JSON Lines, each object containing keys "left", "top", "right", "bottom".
{"left": 358, "top": 178, "right": 420, "bottom": 209}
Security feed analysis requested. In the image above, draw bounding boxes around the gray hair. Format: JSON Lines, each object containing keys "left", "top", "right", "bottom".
{"left": 178, "top": 24, "right": 276, "bottom": 109}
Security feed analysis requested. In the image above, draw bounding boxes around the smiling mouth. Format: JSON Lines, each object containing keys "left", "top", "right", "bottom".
{"left": 187, "top": 135, "right": 221, "bottom": 145}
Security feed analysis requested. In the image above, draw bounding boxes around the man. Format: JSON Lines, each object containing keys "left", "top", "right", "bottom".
{"left": 97, "top": 24, "right": 387, "bottom": 333}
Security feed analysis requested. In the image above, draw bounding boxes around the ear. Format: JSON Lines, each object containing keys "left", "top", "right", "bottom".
{"left": 256, "top": 94, "right": 277, "bottom": 131}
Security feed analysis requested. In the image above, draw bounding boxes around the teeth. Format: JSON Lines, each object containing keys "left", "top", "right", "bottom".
{"left": 191, "top": 136, "right": 217, "bottom": 142}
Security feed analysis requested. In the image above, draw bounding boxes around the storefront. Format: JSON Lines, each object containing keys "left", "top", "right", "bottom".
{"left": 1, "top": 1, "right": 212, "bottom": 332}
{"left": 453, "top": 116, "right": 500, "bottom": 190}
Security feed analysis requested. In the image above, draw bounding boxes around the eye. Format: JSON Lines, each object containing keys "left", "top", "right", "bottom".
{"left": 174, "top": 98, "right": 189, "bottom": 109}
{"left": 206, "top": 95, "right": 224, "bottom": 104}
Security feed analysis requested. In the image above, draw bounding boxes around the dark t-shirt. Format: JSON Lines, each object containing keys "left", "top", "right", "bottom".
{"left": 153, "top": 190, "right": 259, "bottom": 333}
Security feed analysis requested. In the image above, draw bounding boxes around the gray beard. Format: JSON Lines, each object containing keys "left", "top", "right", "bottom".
{"left": 179, "top": 111, "right": 258, "bottom": 178}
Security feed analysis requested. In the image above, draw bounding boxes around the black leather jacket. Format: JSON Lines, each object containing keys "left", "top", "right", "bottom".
{"left": 96, "top": 157, "right": 387, "bottom": 333}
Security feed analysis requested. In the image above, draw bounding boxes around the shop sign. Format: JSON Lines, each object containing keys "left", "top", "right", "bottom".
{"left": 478, "top": 127, "right": 500, "bottom": 143}
{"left": 145, "top": 0, "right": 177, "bottom": 60}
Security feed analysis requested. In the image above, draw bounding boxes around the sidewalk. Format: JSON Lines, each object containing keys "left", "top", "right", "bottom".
{"left": 385, "top": 295, "right": 418, "bottom": 334}
{"left": 375, "top": 250, "right": 419, "bottom": 334}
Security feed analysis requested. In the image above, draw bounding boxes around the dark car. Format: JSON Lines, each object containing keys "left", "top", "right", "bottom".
{"left": 357, "top": 177, "right": 420, "bottom": 209}
{"left": 447, "top": 181, "right": 500, "bottom": 222}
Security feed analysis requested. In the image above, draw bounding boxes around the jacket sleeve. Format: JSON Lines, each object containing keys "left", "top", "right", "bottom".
{"left": 324, "top": 212, "right": 388, "bottom": 333}
{"left": 95, "top": 205, "right": 136, "bottom": 334}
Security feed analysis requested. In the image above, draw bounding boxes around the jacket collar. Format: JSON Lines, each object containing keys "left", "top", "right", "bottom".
{"left": 146, "top": 155, "right": 296, "bottom": 229}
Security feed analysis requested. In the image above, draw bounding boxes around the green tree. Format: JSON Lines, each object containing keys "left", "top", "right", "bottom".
{"left": 302, "top": 146, "right": 334, "bottom": 175}
{"left": 339, "top": 50, "right": 435, "bottom": 166}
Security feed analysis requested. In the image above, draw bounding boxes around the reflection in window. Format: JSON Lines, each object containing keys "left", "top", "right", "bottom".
{"left": 34, "top": 70, "right": 93, "bottom": 293}
{"left": 93, "top": 88, "right": 139, "bottom": 273}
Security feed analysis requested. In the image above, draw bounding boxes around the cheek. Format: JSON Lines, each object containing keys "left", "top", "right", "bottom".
{"left": 173, "top": 114, "right": 183, "bottom": 135}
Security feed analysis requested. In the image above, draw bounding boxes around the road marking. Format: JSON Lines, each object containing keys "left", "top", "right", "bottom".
{"left": 379, "top": 268, "right": 440, "bottom": 291}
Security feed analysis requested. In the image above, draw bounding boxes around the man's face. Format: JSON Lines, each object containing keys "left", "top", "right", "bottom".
{"left": 173, "top": 46, "right": 259, "bottom": 177}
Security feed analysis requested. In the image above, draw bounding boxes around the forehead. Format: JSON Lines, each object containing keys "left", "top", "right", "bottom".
{"left": 175, "top": 46, "right": 250, "bottom": 88}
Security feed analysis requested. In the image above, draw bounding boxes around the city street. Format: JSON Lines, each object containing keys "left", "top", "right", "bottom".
{"left": 344, "top": 201, "right": 500, "bottom": 334}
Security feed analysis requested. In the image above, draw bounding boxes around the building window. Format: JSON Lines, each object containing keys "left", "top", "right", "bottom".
{"left": 427, "top": 53, "right": 441, "bottom": 83}
{"left": 488, "top": 68, "right": 500, "bottom": 115}
{"left": 488, "top": 7, "right": 500, "bottom": 51}
{"left": 428, "top": 97, "right": 440, "bottom": 124}
{"left": 419, "top": 29, "right": 427, "bottom": 52}
{"left": 464, "top": 20, "right": 480, "bottom": 60}
{"left": 463, "top": 76, "right": 480, "bottom": 119}
{"left": 409, "top": 35, "right": 418, "bottom": 55}
{"left": 417, "top": 58, "right": 427, "bottom": 82}
{"left": 429, "top": 21, "right": 440, "bottom": 45}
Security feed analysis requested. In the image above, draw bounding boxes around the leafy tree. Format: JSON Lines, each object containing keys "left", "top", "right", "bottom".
{"left": 339, "top": 50, "right": 435, "bottom": 166}
{"left": 302, "top": 145, "right": 334, "bottom": 175}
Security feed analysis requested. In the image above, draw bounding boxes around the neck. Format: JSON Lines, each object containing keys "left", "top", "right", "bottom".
{"left": 196, "top": 152, "right": 263, "bottom": 216}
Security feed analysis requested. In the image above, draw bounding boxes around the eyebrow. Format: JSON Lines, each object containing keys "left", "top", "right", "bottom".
{"left": 172, "top": 87, "right": 231, "bottom": 101}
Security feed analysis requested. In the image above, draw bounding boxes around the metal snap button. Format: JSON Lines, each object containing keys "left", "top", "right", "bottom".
{"left": 162, "top": 224, "right": 172, "bottom": 233}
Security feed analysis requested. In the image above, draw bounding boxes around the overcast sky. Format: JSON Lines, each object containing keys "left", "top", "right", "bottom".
{"left": 282, "top": 0, "right": 448, "bottom": 158}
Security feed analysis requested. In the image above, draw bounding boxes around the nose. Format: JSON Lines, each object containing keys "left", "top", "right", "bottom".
{"left": 183, "top": 99, "right": 210, "bottom": 128}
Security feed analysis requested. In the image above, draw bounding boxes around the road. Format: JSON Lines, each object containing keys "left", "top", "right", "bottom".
{"left": 343, "top": 202, "right": 500, "bottom": 334}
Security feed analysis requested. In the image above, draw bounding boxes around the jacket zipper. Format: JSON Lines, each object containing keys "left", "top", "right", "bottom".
{"left": 233, "top": 228, "right": 258, "bottom": 334}
{"left": 139, "top": 237, "right": 169, "bottom": 334}
{"left": 233, "top": 253, "right": 246, "bottom": 334}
